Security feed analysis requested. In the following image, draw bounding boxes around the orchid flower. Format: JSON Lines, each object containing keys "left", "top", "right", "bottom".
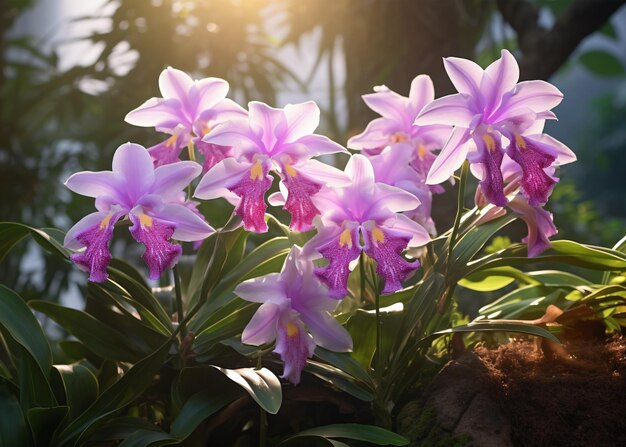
{"left": 416, "top": 49, "right": 576, "bottom": 207}
{"left": 194, "top": 101, "right": 349, "bottom": 233}
{"left": 236, "top": 246, "right": 352, "bottom": 384}
{"left": 125, "top": 67, "right": 246, "bottom": 171}
{"left": 303, "top": 154, "right": 431, "bottom": 298}
{"left": 64, "top": 143, "right": 214, "bottom": 282}
{"left": 348, "top": 74, "right": 452, "bottom": 193}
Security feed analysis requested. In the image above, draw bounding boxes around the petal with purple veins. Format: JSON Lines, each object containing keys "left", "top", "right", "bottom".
{"left": 280, "top": 166, "right": 322, "bottom": 232}
{"left": 66, "top": 210, "right": 123, "bottom": 282}
{"left": 506, "top": 134, "right": 557, "bottom": 206}
{"left": 471, "top": 133, "right": 507, "bottom": 207}
{"left": 363, "top": 225, "right": 420, "bottom": 294}
{"left": 314, "top": 227, "right": 361, "bottom": 299}
{"left": 274, "top": 318, "right": 316, "bottom": 385}
{"left": 129, "top": 211, "right": 182, "bottom": 280}
{"left": 509, "top": 196, "right": 557, "bottom": 257}
{"left": 223, "top": 160, "right": 273, "bottom": 233}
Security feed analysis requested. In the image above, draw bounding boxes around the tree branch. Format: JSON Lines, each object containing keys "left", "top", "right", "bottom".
{"left": 497, "top": 0, "right": 626, "bottom": 80}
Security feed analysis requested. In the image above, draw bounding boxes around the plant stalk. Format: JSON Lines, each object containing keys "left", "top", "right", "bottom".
{"left": 173, "top": 264, "right": 186, "bottom": 337}
{"left": 448, "top": 160, "right": 470, "bottom": 260}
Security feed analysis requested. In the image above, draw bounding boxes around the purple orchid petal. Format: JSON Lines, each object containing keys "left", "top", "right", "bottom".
{"left": 426, "top": 127, "right": 471, "bottom": 184}
{"left": 443, "top": 56, "right": 484, "bottom": 99}
{"left": 492, "top": 80, "right": 563, "bottom": 123}
{"left": 129, "top": 211, "right": 182, "bottom": 280}
{"left": 194, "top": 76, "right": 229, "bottom": 113}
{"left": 509, "top": 196, "right": 557, "bottom": 257}
{"left": 202, "top": 118, "right": 258, "bottom": 151}
{"left": 64, "top": 171, "right": 121, "bottom": 201}
{"left": 155, "top": 203, "right": 214, "bottom": 241}
{"left": 409, "top": 74, "right": 436, "bottom": 115}
{"left": 298, "top": 309, "right": 352, "bottom": 352}
{"left": 524, "top": 134, "right": 576, "bottom": 165}
{"left": 66, "top": 210, "right": 122, "bottom": 282}
{"left": 195, "top": 140, "right": 233, "bottom": 173}
{"left": 147, "top": 132, "right": 188, "bottom": 167}
{"left": 112, "top": 143, "right": 156, "bottom": 204}
{"left": 506, "top": 134, "right": 557, "bottom": 206}
{"left": 241, "top": 302, "right": 280, "bottom": 345}
{"left": 345, "top": 153, "right": 376, "bottom": 190}
{"left": 274, "top": 317, "right": 316, "bottom": 385}
{"left": 199, "top": 98, "right": 247, "bottom": 123}
{"left": 347, "top": 117, "right": 395, "bottom": 151}
{"left": 284, "top": 101, "right": 320, "bottom": 142}
{"left": 362, "top": 88, "right": 408, "bottom": 125}
{"left": 280, "top": 167, "right": 322, "bottom": 232}
{"left": 194, "top": 158, "right": 251, "bottom": 200}
{"left": 296, "top": 159, "right": 351, "bottom": 187}
{"left": 382, "top": 213, "right": 431, "bottom": 247}
{"left": 314, "top": 227, "right": 361, "bottom": 299}
{"left": 248, "top": 101, "right": 288, "bottom": 153}
{"left": 415, "top": 93, "right": 475, "bottom": 127}
{"left": 152, "top": 160, "right": 201, "bottom": 200}
{"left": 235, "top": 273, "right": 285, "bottom": 304}
{"left": 124, "top": 97, "right": 185, "bottom": 131}
{"left": 292, "top": 134, "right": 348, "bottom": 156}
{"left": 363, "top": 224, "right": 420, "bottom": 294}
{"left": 159, "top": 67, "right": 194, "bottom": 104}
{"left": 485, "top": 49, "right": 519, "bottom": 111}
{"left": 472, "top": 133, "right": 507, "bottom": 207}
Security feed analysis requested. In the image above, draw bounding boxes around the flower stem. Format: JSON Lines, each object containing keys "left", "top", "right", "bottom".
{"left": 173, "top": 264, "right": 186, "bottom": 337}
{"left": 448, "top": 160, "right": 470, "bottom": 260}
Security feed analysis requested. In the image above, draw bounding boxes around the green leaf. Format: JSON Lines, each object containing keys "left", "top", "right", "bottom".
{"left": 54, "top": 364, "right": 99, "bottom": 418}
{"left": 29, "top": 300, "right": 142, "bottom": 362}
{"left": 471, "top": 240, "right": 626, "bottom": 272}
{"left": 580, "top": 50, "right": 625, "bottom": 76}
{"left": 345, "top": 309, "right": 377, "bottom": 369}
{"left": 450, "top": 214, "right": 517, "bottom": 276}
{"left": 211, "top": 366, "right": 282, "bottom": 414}
{"left": 169, "top": 389, "right": 240, "bottom": 441}
{"left": 0, "top": 285, "right": 52, "bottom": 378}
{"left": 118, "top": 430, "right": 175, "bottom": 447}
{"left": 0, "top": 222, "right": 69, "bottom": 263}
{"left": 478, "top": 285, "right": 561, "bottom": 319}
{"left": 427, "top": 321, "right": 561, "bottom": 345}
{"left": 57, "top": 339, "right": 173, "bottom": 445}
{"left": 314, "top": 347, "right": 374, "bottom": 387}
{"left": 280, "top": 423, "right": 409, "bottom": 446}
{"left": 0, "top": 387, "right": 29, "bottom": 447}
{"left": 304, "top": 360, "right": 374, "bottom": 402}
{"left": 458, "top": 266, "right": 533, "bottom": 292}
{"left": 599, "top": 22, "right": 618, "bottom": 39}
{"left": 26, "top": 406, "right": 68, "bottom": 446}
{"left": 527, "top": 270, "right": 592, "bottom": 287}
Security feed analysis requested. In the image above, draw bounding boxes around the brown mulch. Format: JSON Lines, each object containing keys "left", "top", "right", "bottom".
{"left": 474, "top": 335, "right": 626, "bottom": 447}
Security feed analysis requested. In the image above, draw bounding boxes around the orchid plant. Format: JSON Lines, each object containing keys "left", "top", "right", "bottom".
{"left": 2, "top": 52, "right": 626, "bottom": 447}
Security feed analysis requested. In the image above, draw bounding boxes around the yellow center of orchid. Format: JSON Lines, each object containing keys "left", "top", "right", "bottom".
{"left": 139, "top": 213, "right": 153, "bottom": 227}
{"left": 284, "top": 163, "right": 297, "bottom": 178}
{"left": 514, "top": 132, "right": 526, "bottom": 150}
{"left": 286, "top": 321, "right": 299, "bottom": 337}
{"left": 390, "top": 132, "right": 409, "bottom": 144}
{"left": 417, "top": 144, "right": 427, "bottom": 159}
{"left": 250, "top": 160, "right": 264, "bottom": 180}
{"left": 201, "top": 124, "right": 212, "bottom": 137}
{"left": 339, "top": 229, "right": 353, "bottom": 248}
{"left": 371, "top": 226, "right": 385, "bottom": 243}
{"left": 99, "top": 213, "right": 113, "bottom": 230}
{"left": 165, "top": 135, "right": 178, "bottom": 148}
{"left": 482, "top": 134, "right": 497, "bottom": 152}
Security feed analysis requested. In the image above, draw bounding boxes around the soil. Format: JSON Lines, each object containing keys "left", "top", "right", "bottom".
{"left": 474, "top": 335, "right": 626, "bottom": 447}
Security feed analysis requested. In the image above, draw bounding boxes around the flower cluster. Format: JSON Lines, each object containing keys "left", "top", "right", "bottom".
{"left": 64, "top": 51, "right": 574, "bottom": 383}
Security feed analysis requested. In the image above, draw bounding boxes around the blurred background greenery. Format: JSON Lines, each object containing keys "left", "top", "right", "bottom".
{"left": 1, "top": 0, "right": 625, "bottom": 304}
